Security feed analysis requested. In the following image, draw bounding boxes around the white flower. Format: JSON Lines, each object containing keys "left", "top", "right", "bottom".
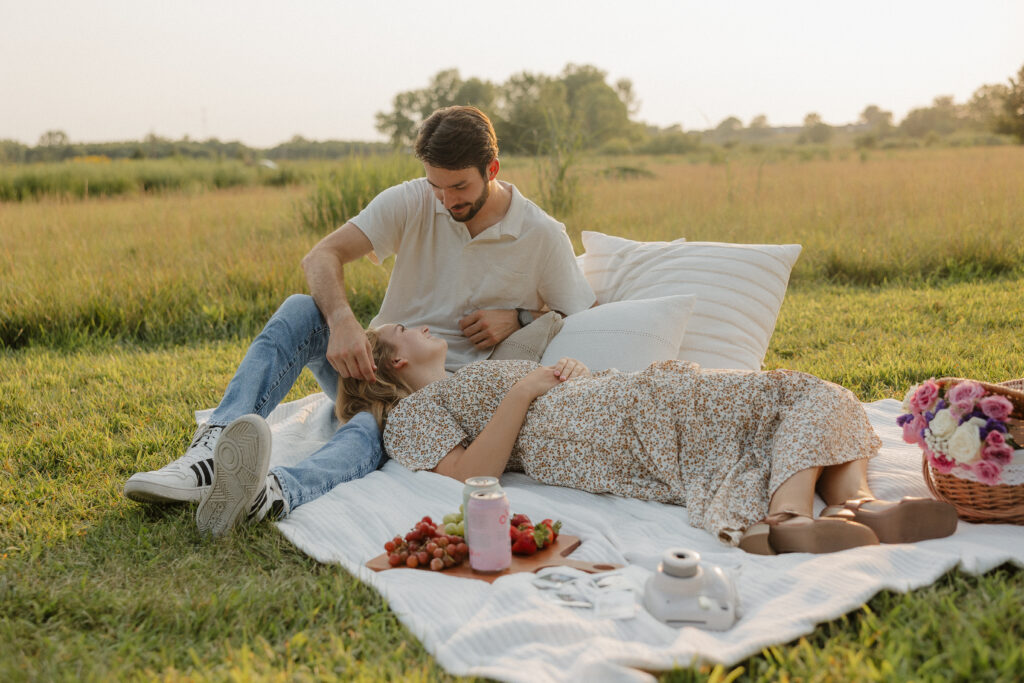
{"left": 928, "top": 409, "right": 958, "bottom": 439}
{"left": 947, "top": 422, "right": 983, "bottom": 463}
{"left": 902, "top": 386, "right": 917, "bottom": 413}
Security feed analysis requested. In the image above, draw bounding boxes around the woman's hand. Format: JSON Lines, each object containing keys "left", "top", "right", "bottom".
{"left": 512, "top": 365, "right": 563, "bottom": 401}
{"left": 512, "top": 358, "right": 589, "bottom": 402}
{"left": 552, "top": 357, "right": 590, "bottom": 381}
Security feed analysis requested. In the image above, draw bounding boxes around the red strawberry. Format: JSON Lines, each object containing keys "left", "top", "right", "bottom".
{"left": 539, "top": 519, "right": 562, "bottom": 545}
{"left": 531, "top": 523, "right": 553, "bottom": 550}
{"left": 511, "top": 528, "right": 538, "bottom": 555}
{"left": 510, "top": 513, "right": 532, "bottom": 528}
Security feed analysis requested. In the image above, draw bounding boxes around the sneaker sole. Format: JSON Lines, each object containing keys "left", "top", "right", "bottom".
{"left": 195, "top": 415, "right": 271, "bottom": 538}
{"left": 124, "top": 477, "right": 209, "bottom": 504}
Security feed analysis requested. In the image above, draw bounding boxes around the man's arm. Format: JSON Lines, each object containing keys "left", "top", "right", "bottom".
{"left": 301, "top": 222, "right": 377, "bottom": 381}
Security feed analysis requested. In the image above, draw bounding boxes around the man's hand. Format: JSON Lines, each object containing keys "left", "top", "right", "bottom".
{"left": 458, "top": 309, "right": 519, "bottom": 349}
{"left": 326, "top": 315, "right": 377, "bottom": 382}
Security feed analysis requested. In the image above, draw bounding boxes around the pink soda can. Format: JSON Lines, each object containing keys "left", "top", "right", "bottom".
{"left": 467, "top": 490, "right": 511, "bottom": 573}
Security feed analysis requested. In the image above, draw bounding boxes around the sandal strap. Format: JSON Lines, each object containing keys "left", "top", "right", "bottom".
{"left": 821, "top": 505, "right": 857, "bottom": 520}
{"left": 763, "top": 510, "right": 810, "bottom": 525}
{"left": 844, "top": 496, "right": 926, "bottom": 513}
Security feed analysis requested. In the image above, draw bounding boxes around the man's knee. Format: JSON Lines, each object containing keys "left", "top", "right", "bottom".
{"left": 274, "top": 294, "right": 324, "bottom": 327}
{"left": 260, "top": 294, "right": 325, "bottom": 341}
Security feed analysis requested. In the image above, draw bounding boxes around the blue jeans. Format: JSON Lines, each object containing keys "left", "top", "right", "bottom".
{"left": 207, "top": 294, "right": 385, "bottom": 512}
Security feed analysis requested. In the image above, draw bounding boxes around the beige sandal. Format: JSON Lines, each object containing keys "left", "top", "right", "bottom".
{"left": 739, "top": 511, "right": 879, "bottom": 555}
{"left": 821, "top": 497, "right": 958, "bottom": 544}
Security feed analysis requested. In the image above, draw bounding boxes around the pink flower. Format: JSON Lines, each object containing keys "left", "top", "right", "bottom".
{"left": 947, "top": 381, "right": 986, "bottom": 406}
{"left": 986, "top": 430, "right": 1007, "bottom": 447}
{"left": 973, "top": 460, "right": 1002, "bottom": 485}
{"left": 901, "top": 414, "right": 927, "bottom": 446}
{"left": 982, "top": 440, "right": 1013, "bottom": 466}
{"left": 950, "top": 399, "right": 976, "bottom": 418}
{"left": 978, "top": 395, "right": 1013, "bottom": 421}
{"left": 910, "top": 380, "right": 940, "bottom": 414}
{"left": 927, "top": 450, "right": 955, "bottom": 475}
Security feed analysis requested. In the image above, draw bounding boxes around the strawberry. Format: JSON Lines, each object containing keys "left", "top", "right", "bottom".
{"left": 531, "top": 522, "right": 553, "bottom": 550}
{"left": 511, "top": 529, "right": 538, "bottom": 555}
{"left": 539, "top": 519, "right": 562, "bottom": 545}
{"left": 510, "top": 513, "right": 532, "bottom": 528}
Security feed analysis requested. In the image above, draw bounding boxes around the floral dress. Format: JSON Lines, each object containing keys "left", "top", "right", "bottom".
{"left": 383, "top": 360, "right": 882, "bottom": 545}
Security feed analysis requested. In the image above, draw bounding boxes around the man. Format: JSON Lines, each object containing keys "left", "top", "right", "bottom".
{"left": 123, "top": 106, "right": 595, "bottom": 535}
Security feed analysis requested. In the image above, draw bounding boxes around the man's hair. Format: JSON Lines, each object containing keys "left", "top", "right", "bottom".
{"left": 335, "top": 328, "right": 412, "bottom": 431}
{"left": 414, "top": 106, "right": 499, "bottom": 178}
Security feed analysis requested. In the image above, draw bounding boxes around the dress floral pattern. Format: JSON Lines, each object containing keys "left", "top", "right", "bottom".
{"left": 384, "top": 360, "right": 882, "bottom": 545}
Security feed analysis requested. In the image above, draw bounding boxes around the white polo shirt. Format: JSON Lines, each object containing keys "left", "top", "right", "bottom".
{"left": 351, "top": 177, "right": 595, "bottom": 371}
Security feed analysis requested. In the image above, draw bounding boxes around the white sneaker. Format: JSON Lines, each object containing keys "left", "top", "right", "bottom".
{"left": 196, "top": 415, "right": 273, "bottom": 538}
{"left": 247, "top": 473, "right": 288, "bottom": 524}
{"left": 123, "top": 423, "right": 224, "bottom": 504}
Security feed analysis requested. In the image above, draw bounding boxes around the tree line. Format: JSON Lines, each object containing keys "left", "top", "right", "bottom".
{"left": 0, "top": 132, "right": 391, "bottom": 165}
{"left": 377, "top": 63, "right": 1024, "bottom": 152}
{"left": 3, "top": 62, "right": 1022, "bottom": 165}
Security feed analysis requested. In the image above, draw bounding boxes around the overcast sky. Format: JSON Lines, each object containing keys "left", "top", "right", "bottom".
{"left": 2, "top": 0, "right": 1021, "bottom": 147}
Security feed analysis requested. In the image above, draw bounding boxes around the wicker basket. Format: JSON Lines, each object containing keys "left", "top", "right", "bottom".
{"left": 920, "top": 378, "right": 1024, "bottom": 525}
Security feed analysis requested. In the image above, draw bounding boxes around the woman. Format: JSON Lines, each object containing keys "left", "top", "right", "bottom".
{"left": 339, "top": 324, "right": 958, "bottom": 554}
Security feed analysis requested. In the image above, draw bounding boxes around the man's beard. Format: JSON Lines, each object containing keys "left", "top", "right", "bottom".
{"left": 448, "top": 181, "right": 490, "bottom": 223}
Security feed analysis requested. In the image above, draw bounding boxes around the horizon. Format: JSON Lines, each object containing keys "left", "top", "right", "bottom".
{"left": 2, "top": 0, "right": 1022, "bottom": 148}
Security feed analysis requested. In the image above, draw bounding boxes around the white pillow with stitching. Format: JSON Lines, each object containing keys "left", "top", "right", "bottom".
{"left": 573, "top": 235, "right": 684, "bottom": 274}
{"left": 540, "top": 295, "right": 697, "bottom": 372}
{"left": 580, "top": 231, "right": 801, "bottom": 371}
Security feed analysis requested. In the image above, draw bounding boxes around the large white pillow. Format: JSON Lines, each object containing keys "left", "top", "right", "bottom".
{"left": 539, "top": 295, "right": 696, "bottom": 372}
{"left": 580, "top": 231, "right": 801, "bottom": 371}
{"left": 574, "top": 235, "right": 684, "bottom": 274}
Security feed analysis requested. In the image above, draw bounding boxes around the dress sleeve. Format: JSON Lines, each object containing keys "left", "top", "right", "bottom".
{"left": 383, "top": 389, "right": 469, "bottom": 471}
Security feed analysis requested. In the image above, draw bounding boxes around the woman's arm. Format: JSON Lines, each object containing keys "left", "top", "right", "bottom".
{"left": 431, "top": 358, "right": 589, "bottom": 481}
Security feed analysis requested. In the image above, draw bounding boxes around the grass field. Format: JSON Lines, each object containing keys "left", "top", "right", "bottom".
{"left": 2, "top": 147, "right": 1023, "bottom": 680}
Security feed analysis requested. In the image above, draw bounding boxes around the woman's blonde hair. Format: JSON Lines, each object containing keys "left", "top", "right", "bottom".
{"left": 335, "top": 328, "right": 412, "bottom": 430}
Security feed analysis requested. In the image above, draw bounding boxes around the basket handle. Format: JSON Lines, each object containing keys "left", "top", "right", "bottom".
{"left": 921, "top": 457, "right": 942, "bottom": 499}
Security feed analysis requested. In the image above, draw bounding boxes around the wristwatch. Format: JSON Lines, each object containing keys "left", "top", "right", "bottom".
{"left": 516, "top": 308, "right": 534, "bottom": 328}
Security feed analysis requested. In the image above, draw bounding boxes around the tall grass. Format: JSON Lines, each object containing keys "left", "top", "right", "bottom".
{"left": 0, "top": 158, "right": 311, "bottom": 201}
{"left": 3, "top": 147, "right": 1022, "bottom": 350}
{"left": 505, "top": 146, "right": 1024, "bottom": 284}
{"left": 0, "top": 187, "right": 389, "bottom": 349}
{"left": 297, "top": 154, "right": 422, "bottom": 234}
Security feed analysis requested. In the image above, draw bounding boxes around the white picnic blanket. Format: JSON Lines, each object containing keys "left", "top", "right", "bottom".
{"left": 199, "top": 395, "right": 1024, "bottom": 682}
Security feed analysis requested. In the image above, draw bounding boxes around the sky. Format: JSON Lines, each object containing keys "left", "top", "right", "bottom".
{"left": 1, "top": 0, "right": 1022, "bottom": 147}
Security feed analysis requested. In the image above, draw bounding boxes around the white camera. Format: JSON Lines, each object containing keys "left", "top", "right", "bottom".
{"left": 642, "top": 548, "right": 739, "bottom": 630}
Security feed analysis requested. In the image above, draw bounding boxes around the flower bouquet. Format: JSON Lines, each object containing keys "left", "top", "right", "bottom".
{"left": 898, "top": 377, "right": 1024, "bottom": 524}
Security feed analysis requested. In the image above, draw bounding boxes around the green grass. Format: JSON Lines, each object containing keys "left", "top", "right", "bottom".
{"left": 2, "top": 148, "right": 1023, "bottom": 680}
{"left": 0, "top": 158, "right": 316, "bottom": 202}
{"left": 296, "top": 154, "right": 423, "bottom": 235}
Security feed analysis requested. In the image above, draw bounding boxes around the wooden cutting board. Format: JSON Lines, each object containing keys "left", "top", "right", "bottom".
{"left": 365, "top": 535, "right": 621, "bottom": 583}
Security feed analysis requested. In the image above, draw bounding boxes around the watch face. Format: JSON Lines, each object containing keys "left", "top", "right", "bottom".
{"left": 518, "top": 309, "right": 532, "bottom": 327}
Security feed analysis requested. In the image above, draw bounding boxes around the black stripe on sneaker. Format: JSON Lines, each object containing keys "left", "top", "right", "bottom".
{"left": 267, "top": 499, "right": 285, "bottom": 521}
{"left": 197, "top": 459, "right": 213, "bottom": 486}
{"left": 248, "top": 487, "right": 267, "bottom": 517}
{"left": 191, "top": 463, "right": 203, "bottom": 486}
